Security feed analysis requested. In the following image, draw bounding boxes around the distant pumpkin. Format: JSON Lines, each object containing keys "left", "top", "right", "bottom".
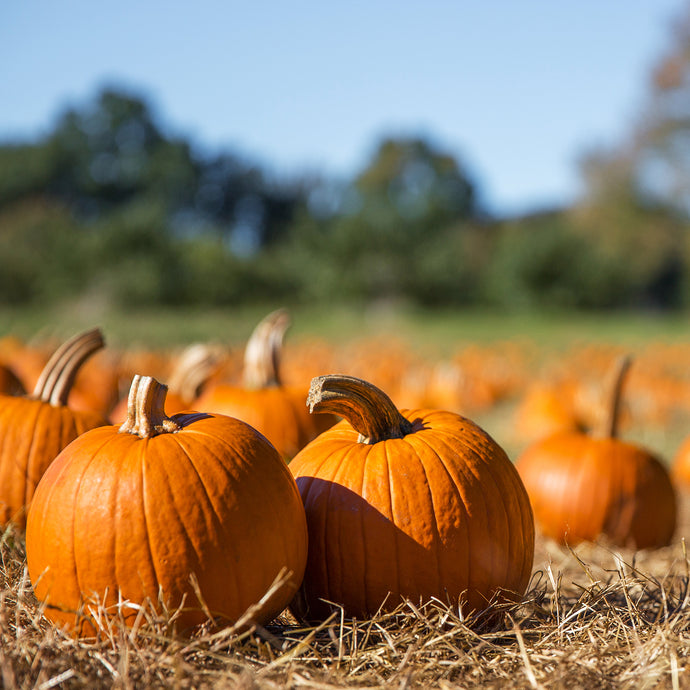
{"left": 0, "top": 363, "right": 24, "bottom": 396}
{"left": 109, "top": 342, "right": 221, "bottom": 423}
{"left": 68, "top": 349, "right": 121, "bottom": 419}
{"left": 517, "top": 356, "right": 676, "bottom": 549}
{"left": 513, "top": 380, "right": 586, "bottom": 445}
{"left": 671, "top": 436, "right": 690, "bottom": 490}
{"left": 195, "top": 309, "right": 337, "bottom": 460}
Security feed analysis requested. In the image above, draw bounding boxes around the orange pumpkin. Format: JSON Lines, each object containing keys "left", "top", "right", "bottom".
{"left": 195, "top": 309, "right": 336, "bottom": 460}
{"left": 0, "top": 363, "right": 25, "bottom": 396}
{"left": 0, "top": 328, "right": 108, "bottom": 527}
{"left": 0, "top": 336, "right": 51, "bottom": 392}
{"left": 289, "top": 374, "right": 535, "bottom": 622}
{"left": 109, "top": 343, "right": 221, "bottom": 423}
{"left": 68, "top": 349, "right": 121, "bottom": 418}
{"left": 516, "top": 356, "right": 676, "bottom": 549}
{"left": 26, "top": 375, "right": 308, "bottom": 637}
{"left": 513, "top": 380, "right": 586, "bottom": 446}
{"left": 671, "top": 436, "right": 690, "bottom": 490}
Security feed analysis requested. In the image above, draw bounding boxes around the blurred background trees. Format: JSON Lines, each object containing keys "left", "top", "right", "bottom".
{"left": 1, "top": 4, "right": 689, "bottom": 312}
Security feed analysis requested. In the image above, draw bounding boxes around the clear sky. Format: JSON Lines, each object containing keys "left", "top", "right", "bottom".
{"left": 1, "top": 1, "right": 686, "bottom": 216}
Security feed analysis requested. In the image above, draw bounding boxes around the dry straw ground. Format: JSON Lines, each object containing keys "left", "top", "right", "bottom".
{"left": 3, "top": 328, "right": 690, "bottom": 688}
{"left": 2, "top": 497, "right": 690, "bottom": 689}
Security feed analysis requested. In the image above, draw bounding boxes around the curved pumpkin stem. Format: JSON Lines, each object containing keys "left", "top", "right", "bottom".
{"left": 32, "top": 328, "right": 105, "bottom": 407}
{"left": 600, "top": 354, "right": 632, "bottom": 439}
{"left": 167, "top": 343, "right": 221, "bottom": 402}
{"left": 242, "top": 308, "right": 291, "bottom": 390}
{"left": 308, "top": 374, "right": 412, "bottom": 444}
{"left": 119, "top": 375, "right": 181, "bottom": 438}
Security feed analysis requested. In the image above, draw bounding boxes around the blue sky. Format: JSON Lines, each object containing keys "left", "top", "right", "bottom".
{"left": 1, "top": 1, "right": 686, "bottom": 216}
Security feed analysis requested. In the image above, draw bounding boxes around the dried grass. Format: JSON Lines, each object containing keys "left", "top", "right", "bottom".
{"left": 4, "top": 498, "right": 690, "bottom": 689}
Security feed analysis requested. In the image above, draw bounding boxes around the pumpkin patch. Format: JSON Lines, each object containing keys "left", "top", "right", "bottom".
{"left": 0, "top": 319, "right": 689, "bottom": 686}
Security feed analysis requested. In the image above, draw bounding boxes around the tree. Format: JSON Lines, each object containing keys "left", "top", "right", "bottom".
{"left": 0, "top": 86, "right": 308, "bottom": 254}
{"left": 296, "top": 135, "right": 481, "bottom": 303}
{"left": 572, "top": 4, "right": 690, "bottom": 309}
{"left": 579, "top": 4, "right": 690, "bottom": 215}
{"left": 44, "top": 88, "right": 199, "bottom": 216}
{"left": 633, "top": 7, "right": 690, "bottom": 214}
{"left": 352, "top": 136, "right": 477, "bottom": 228}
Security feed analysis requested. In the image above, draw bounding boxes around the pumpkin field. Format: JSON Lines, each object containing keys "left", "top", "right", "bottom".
{"left": 2, "top": 306, "right": 690, "bottom": 688}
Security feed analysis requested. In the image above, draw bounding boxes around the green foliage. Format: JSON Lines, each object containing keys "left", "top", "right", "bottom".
{"left": 273, "top": 137, "right": 482, "bottom": 306}
{"left": 84, "top": 203, "right": 185, "bottom": 306}
{"left": 0, "top": 84, "right": 688, "bottom": 313}
{"left": 482, "top": 206, "right": 689, "bottom": 310}
{"left": 178, "top": 239, "right": 250, "bottom": 305}
{"left": 402, "top": 223, "right": 490, "bottom": 306}
{"left": 571, "top": 198, "right": 687, "bottom": 308}
{"left": 354, "top": 137, "right": 476, "bottom": 225}
{"left": 483, "top": 214, "right": 588, "bottom": 309}
{"left": 0, "top": 145, "right": 56, "bottom": 205}
{"left": 0, "top": 200, "right": 92, "bottom": 305}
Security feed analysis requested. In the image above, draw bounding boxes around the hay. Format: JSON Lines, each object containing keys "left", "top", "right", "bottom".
{"left": 3, "top": 497, "right": 690, "bottom": 689}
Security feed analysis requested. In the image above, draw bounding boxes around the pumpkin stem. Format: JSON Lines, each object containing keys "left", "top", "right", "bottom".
{"left": 308, "top": 374, "right": 413, "bottom": 444}
{"left": 32, "top": 328, "right": 105, "bottom": 407}
{"left": 167, "top": 343, "right": 221, "bottom": 402}
{"left": 601, "top": 354, "right": 632, "bottom": 439}
{"left": 242, "top": 308, "right": 291, "bottom": 390}
{"left": 119, "top": 375, "right": 181, "bottom": 438}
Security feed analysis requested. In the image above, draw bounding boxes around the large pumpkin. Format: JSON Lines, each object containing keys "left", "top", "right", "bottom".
{"left": 0, "top": 328, "right": 108, "bottom": 527}
{"left": 289, "top": 374, "right": 535, "bottom": 621}
{"left": 516, "top": 356, "right": 676, "bottom": 549}
{"left": 26, "top": 375, "right": 308, "bottom": 637}
{"left": 195, "top": 309, "right": 336, "bottom": 461}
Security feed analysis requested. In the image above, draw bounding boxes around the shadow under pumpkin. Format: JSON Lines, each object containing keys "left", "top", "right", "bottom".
{"left": 292, "top": 478, "right": 524, "bottom": 622}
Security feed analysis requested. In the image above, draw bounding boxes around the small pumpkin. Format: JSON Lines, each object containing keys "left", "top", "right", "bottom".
{"left": 513, "top": 380, "right": 586, "bottom": 446}
{"left": 516, "top": 355, "right": 676, "bottom": 549}
{"left": 68, "top": 349, "right": 121, "bottom": 418}
{"left": 0, "top": 362, "right": 25, "bottom": 396}
{"left": 109, "top": 343, "right": 221, "bottom": 423}
{"left": 195, "top": 309, "right": 337, "bottom": 460}
{"left": 0, "top": 336, "right": 51, "bottom": 392}
{"left": 26, "top": 375, "right": 308, "bottom": 637}
{"left": 289, "top": 374, "right": 535, "bottom": 622}
{"left": 0, "top": 328, "right": 108, "bottom": 527}
{"left": 671, "top": 436, "right": 690, "bottom": 490}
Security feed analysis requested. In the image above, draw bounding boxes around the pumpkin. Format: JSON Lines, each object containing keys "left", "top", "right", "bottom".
{"left": 109, "top": 343, "right": 221, "bottom": 423}
{"left": 516, "top": 355, "right": 676, "bottom": 549}
{"left": 513, "top": 380, "right": 586, "bottom": 446}
{"left": 671, "top": 436, "right": 690, "bottom": 490}
{"left": 288, "top": 374, "right": 535, "bottom": 622}
{"left": 26, "top": 375, "right": 308, "bottom": 637}
{"left": 68, "top": 349, "right": 121, "bottom": 419}
{"left": 0, "top": 328, "right": 108, "bottom": 527}
{"left": 195, "top": 309, "right": 337, "bottom": 461}
{"left": 0, "top": 362, "right": 25, "bottom": 396}
{"left": 0, "top": 336, "right": 51, "bottom": 392}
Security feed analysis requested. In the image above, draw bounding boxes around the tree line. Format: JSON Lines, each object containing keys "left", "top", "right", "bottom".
{"left": 1, "top": 4, "right": 689, "bottom": 313}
